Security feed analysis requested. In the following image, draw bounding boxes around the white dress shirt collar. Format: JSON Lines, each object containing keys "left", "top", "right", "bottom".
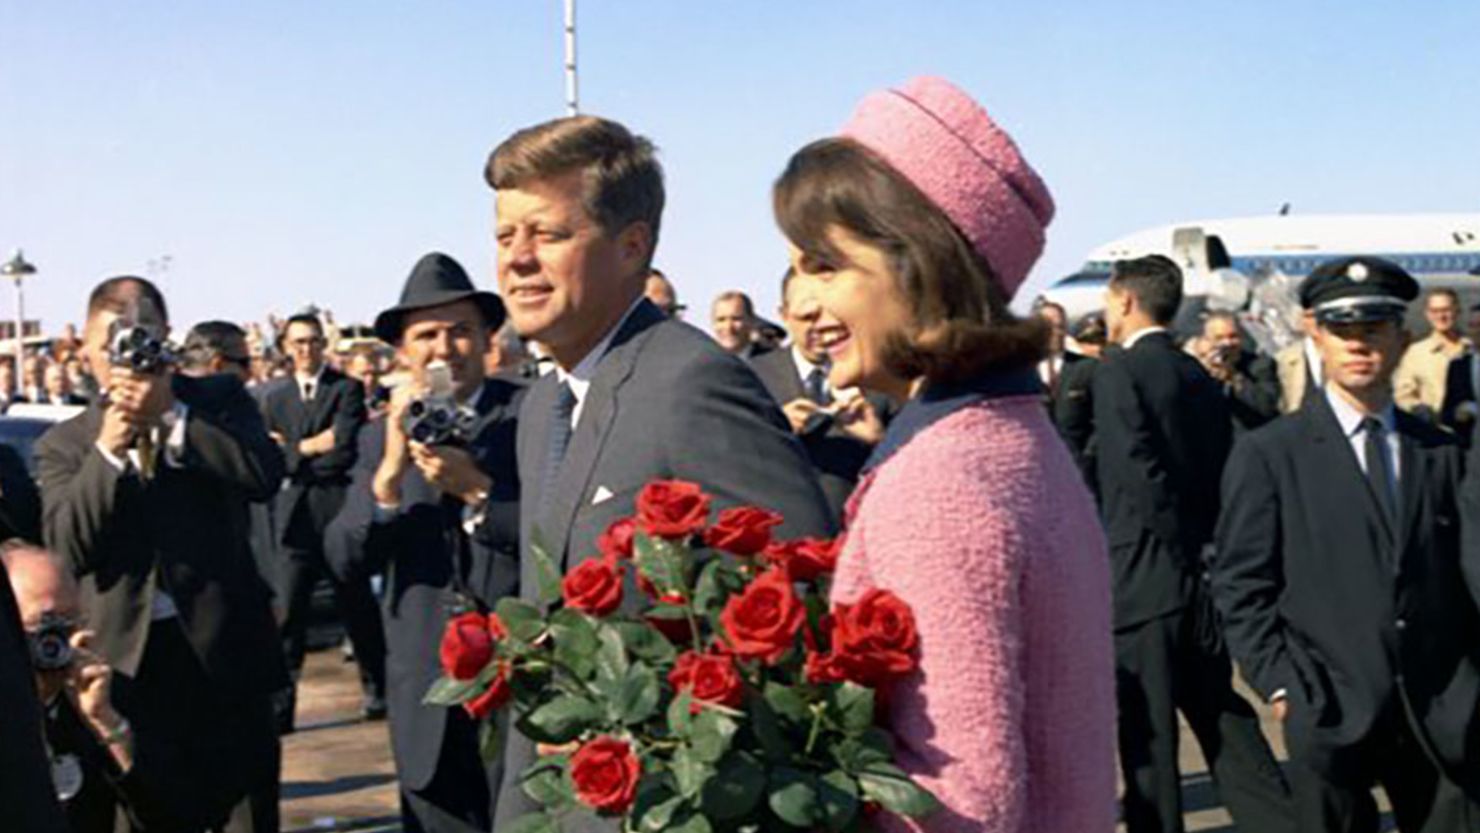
{"left": 1123, "top": 326, "right": 1168, "bottom": 350}
{"left": 1303, "top": 337, "right": 1325, "bottom": 388}
{"left": 1324, "top": 386, "right": 1400, "bottom": 480}
{"left": 555, "top": 296, "right": 646, "bottom": 427}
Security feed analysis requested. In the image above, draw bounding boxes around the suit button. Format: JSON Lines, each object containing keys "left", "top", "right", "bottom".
{"left": 1395, "top": 618, "right": 1408, "bottom": 631}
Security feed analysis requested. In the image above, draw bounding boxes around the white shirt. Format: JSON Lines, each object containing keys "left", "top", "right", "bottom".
{"left": 1323, "top": 387, "right": 1401, "bottom": 483}
{"left": 555, "top": 297, "right": 646, "bottom": 430}
{"left": 1123, "top": 326, "right": 1169, "bottom": 350}
{"left": 1037, "top": 354, "right": 1065, "bottom": 388}
{"left": 295, "top": 367, "right": 325, "bottom": 402}
{"left": 790, "top": 347, "right": 830, "bottom": 400}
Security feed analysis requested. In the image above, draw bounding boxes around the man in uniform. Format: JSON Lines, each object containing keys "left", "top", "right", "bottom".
{"left": 1215, "top": 257, "right": 1480, "bottom": 832}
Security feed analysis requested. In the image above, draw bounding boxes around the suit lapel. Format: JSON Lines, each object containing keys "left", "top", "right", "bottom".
{"left": 538, "top": 301, "right": 664, "bottom": 570}
{"left": 304, "top": 369, "right": 338, "bottom": 429}
{"left": 1396, "top": 419, "right": 1425, "bottom": 559}
{"left": 1301, "top": 393, "right": 1397, "bottom": 551}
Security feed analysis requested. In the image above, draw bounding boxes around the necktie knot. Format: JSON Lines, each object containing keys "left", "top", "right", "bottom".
{"left": 805, "top": 366, "right": 829, "bottom": 406}
{"left": 1360, "top": 416, "right": 1384, "bottom": 437}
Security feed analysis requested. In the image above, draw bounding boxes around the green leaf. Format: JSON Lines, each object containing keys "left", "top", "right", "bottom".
{"left": 613, "top": 663, "right": 662, "bottom": 725}
{"left": 528, "top": 530, "right": 563, "bottom": 606}
{"left": 422, "top": 674, "right": 481, "bottom": 706}
{"left": 699, "top": 752, "right": 765, "bottom": 821}
{"left": 665, "top": 809, "right": 714, "bottom": 833}
{"left": 858, "top": 763, "right": 942, "bottom": 818}
{"left": 667, "top": 689, "right": 695, "bottom": 737}
{"left": 501, "top": 812, "right": 559, "bottom": 833}
{"left": 520, "top": 757, "right": 573, "bottom": 809}
{"left": 689, "top": 709, "right": 739, "bottom": 763}
{"left": 763, "top": 682, "right": 811, "bottom": 725}
{"left": 633, "top": 532, "right": 689, "bottom": 595}
{"left": 631, "top": 779, "right": 681, "bottom": 833}
{"left": 671, "top": 746, "right": 713, "bottom": 799}
{"left": 550, "top": 609, "right": 599, "bottom": 681}
{"left": 593, "top": 623, "right": 630, "bottom": 684}
{"left": 478, "top": 718, "right": 502, "bottom": 764}
{"left": 517, "top": 696, "right": 603, "bottom": 744}
{"left": 830, "top": 736, "right": 892, "bottom": 773}
{"left": 496, "top": 597, "right": 546, "bottom": 644}
{"left": 817, "top": 769, "right": 860, "bottom": 832}
{"left": 829, "top": 682, "right": 875, "bottom": 735}
{"left": 616, "top": 621, "right": 678, "bottom": 665}
{"left": 767, "top": 766, "right": 819, "bottom": 827}
{"left": 746, "top": 690, "right": 794, "bottom": 762}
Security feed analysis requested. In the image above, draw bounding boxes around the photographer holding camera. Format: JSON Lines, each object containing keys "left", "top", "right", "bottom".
{"left": 325, "top": 253, "right": 523, "bottom": 833}
{"left": 2, "top": 540, "right": 198, "bottom": 832}
{"left": 37, "top": 276, "right": 288, "bottom": 833}
{"left": 1197, "top": 311, "right": 1280, "bottom": 435}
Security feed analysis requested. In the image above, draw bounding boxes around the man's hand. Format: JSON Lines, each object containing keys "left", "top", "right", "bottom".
{"left": 782, "top": 399, "right": 823, "bottom": 435}
{"left": 834, "top": 393, "right": 885, "bottom": 446}
{"left": 98, "top": 405, "right": 138, "bottom": 459}
{"left": 410, "top": 442, "right": 492, "bottom": 505}
{"left": 67, "top": 631, "right": 124, "bottom": 738}
{"left": 106, "top": 366, "right": 176, "bottom": 427}
{"left": 297, "top": 427, "right": 336, "bottom": 457}
{"left": 1271, "top": 699, "right": 1288, "bottom": 722}
{"left": 372, "top": 382, "right": 420, "bottom": 506}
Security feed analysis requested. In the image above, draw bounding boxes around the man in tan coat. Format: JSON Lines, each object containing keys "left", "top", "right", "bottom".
{"left": 1394, "top": 288, "right": 1470, "bottom": 420}
{"left": 1277, "top": 311, "right": 1324, "bottom": 414}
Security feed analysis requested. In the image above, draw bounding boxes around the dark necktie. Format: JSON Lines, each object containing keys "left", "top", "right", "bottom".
{"left": 804, "top": 366, "right": 830, "bottom": 406}
{"left": 1361, "top": 417, "right": 1398, "bottom": 534}
{"left": 538, "top": 381, "right": 578, "bottom": 515}
{"left": 301, "top": 380, "right": 314, "bottom": 402}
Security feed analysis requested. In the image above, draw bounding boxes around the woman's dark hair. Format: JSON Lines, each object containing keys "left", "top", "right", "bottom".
{"left": 773, "top": 138, "right": 1045, "bottom": 385}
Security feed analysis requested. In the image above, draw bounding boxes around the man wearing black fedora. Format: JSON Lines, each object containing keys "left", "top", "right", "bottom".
{"left": 326, "top": 251, "right": 523, "bottom": 833}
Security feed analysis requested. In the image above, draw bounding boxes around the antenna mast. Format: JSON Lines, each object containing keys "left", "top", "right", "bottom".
{"left": 563, "top": 0, "right": 578, "bottom": 116}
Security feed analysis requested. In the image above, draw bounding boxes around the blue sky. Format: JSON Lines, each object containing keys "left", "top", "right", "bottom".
{"left": 2, "top": 1, "right": 1477, "bottom": 333}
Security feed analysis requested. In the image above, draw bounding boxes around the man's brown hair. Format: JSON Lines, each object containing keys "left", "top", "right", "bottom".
{"left": 485, "top": 116, "right": 665, "bottom": 268}
{"left": 712, "top": 291, "right": 755, "bottom": 318}
{"left": 773, "top": 138, "right": 1045, "bottom": 385}
{"left": 86, "top": 276, "right": 169, "bottom": 324}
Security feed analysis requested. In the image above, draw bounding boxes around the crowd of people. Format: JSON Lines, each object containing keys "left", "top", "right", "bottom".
{"left": 2, "top": 73, "right": 1479, "bottom": 833}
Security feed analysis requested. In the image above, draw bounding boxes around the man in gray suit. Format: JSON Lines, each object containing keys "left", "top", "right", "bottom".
{"left": 485, "top": 115, "right": 834, "bottom": 831}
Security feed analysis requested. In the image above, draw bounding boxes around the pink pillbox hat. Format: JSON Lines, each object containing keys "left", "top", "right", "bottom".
{"left": 841, "top": 76, "right": 1054, "bottom": 300}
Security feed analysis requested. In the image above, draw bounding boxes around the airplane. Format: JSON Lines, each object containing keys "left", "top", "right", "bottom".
{"left": 1039, "top": 213, "right": 1480, "bottom": 331}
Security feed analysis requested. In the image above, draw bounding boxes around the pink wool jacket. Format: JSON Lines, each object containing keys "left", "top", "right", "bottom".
{"left": 832, "top": 392, "right": 1116, "bottom": 833}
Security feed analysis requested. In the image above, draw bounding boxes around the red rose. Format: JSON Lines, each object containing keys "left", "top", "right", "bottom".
{"left": 804, "top": 649, "right": 848, "bottom": 685}
{"left": 718, "top": 568, "right": 806, "bottom": 663}
{"left": 668, "top": 650, "right": 744, "bottom": 712}
{"left": 703, "top": 506, "right": 783, "bottom": 556}
{"left": 598, "top": 517, "right": 637, "bottom": 563}
{"left": 569, "top": 736, "right": 642, "bottom": 815}
{"left": 562, "top": 559, "right": 624, "bottom": 616}
{"left": 486, "top": 612, "right": 508, "bottom": 641}
{"left": 830, "top": 589, "right": 920, "bottom": 685}
{"left": 438, "top": 611, "right": 494, "bottom": 680}
{"left": 635, "top": 480, "right": 711, "bottom": 540}
{"left": 763, "top": 537, "right": 840, "bottom": 582}
{"left": 461, "top": 661, "right": 512, "bottom": 718}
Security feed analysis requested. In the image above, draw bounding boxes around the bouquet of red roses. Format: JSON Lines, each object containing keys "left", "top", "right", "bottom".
{"left": 426, "top": 479, "right": 938, "bottom": 833}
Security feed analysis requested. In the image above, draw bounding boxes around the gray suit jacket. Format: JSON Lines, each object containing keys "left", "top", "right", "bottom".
{"left": 495, "top": 299, "right": 833, "bottom": 831}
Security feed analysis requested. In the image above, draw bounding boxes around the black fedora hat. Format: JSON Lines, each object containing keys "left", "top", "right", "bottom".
{"left": 374, "top": 252, "right": 507, "bottom": 343}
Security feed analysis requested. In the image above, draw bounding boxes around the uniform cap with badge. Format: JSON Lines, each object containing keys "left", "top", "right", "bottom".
{"left": 1298, "top": 256, "right": 1419, "bottom": 325}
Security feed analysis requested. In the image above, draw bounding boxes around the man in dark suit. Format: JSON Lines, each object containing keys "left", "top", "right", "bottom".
{"left": 1438, "top": 302, "right": 1480, "bottom": 446}
{"left": 5, "top": 540, "right": 200, "bottom": 833}
{"left": 751, "top": 267, "right": 888, "bottom": 519}
{"left": 486, "top": 115, "right": 833, "bottom": 832}
{"left": 1216, "top": 257, "right": 1480, "bottom": 833}
{"left": 1197, "top": 311, "right": 1281, "bottom": 435}
{"left": 37, "top": 275, "right": 288, "bottom": 833}
{"left": 1095, "top": 255, "right": 1292, "bottom": 833}
{"left": 0, "top": 550, "right": 69, "bottom": 833}
{"left": 326, "top": 252, "right": 522, "bottom": 833}
{"left": 1052, "top": 312, "right": 1106, "bottom": 488}
{"left": 260, "top": 311, "right": 384, "bottom": 729}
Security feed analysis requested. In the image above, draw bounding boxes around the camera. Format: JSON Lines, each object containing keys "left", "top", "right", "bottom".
{"left": 28, "top": 612, "right": 75, "bottom": 672}
{"left": 110, "top": 322, "right": 177, "bottom": 374}
{"left": 403, "top": 395, "right": 477, "bottom": 446}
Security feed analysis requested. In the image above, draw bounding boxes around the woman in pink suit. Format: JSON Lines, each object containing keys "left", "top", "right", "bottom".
{"left": 772, "top": 77, "right": 1116, "bottom": 833}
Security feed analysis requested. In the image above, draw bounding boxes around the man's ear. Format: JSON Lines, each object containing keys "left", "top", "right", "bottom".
{"left": 615, "top": 222, "right": 654, "bottom": 277}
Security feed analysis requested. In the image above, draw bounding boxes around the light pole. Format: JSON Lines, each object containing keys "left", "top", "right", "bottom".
{"left": 1, "top": 250, "right": 36, "bottom": 363}
{"left": 564, "top": 0, "right": 578, "bottom": 116}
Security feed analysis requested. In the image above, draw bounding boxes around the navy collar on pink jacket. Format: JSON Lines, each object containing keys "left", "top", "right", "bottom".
{"left": 864, "top": 368, "right": 1042, "bottom": 474}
